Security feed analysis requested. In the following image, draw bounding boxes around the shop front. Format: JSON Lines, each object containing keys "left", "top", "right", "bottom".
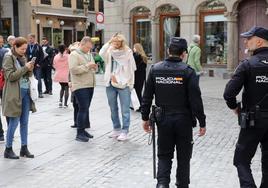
{"left": 32, "top": 12, "right": 87, "bottom": 47}
{"left": 199, "top": 1, "right": 227, "bottom": 68}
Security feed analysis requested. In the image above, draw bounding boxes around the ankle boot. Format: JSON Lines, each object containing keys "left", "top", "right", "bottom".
{"left": 4, "top": 147, "right": 19, "bottom": 159}
{"left": 20, "top": 145, "right": 34, "bottom": 158}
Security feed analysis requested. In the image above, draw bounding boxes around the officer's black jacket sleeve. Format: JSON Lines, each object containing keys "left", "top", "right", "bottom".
{"left": 223, "top": 61, "right": 249, "bottom": 109}
{"left": 187, "top": 69, "right": 206, "bottom": 127}
{"left": 141, "top": 66, "right": 155, "bottom": 121}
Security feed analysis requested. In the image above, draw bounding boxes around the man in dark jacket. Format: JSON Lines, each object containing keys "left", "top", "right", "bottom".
{"left": 41, "top": 37, "right": 54, "bottom": 95}
{"left": 224, "top": 26, "right": 268, "bottom": 188}
{"left": 142, "top": 37, "right": 206, "bottom": 188}
{"left": 26, "top": 33, "right": 44, "bottom": 98}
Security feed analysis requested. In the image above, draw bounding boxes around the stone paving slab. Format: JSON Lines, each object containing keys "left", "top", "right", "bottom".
{"left": 0, "top": 76, "right": 262, "bottom": 188}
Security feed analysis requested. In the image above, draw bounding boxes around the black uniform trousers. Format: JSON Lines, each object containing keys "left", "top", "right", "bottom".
{"left": 234, "top": 121, "right": 268, "bottom": 188}
{"left": 157, "top": 113, "right": 193, "bottom": 188}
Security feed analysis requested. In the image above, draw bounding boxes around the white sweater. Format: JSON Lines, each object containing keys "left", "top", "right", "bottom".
{"left": 99, "top": 43, "right": 136, "bottom": 88}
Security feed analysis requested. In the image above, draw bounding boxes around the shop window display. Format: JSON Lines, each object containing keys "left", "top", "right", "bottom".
{"left": 204, "top": 15, "right": 227, "bottom": 64}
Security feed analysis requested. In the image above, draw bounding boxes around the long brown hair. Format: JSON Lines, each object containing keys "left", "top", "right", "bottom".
{"left": 134, "top": 43, "right": 147, "bottom": 63}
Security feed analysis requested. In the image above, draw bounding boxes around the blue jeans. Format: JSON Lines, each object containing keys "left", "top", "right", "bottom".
{"left": 74, "top": 88, "right": 94, "bottom": 133}
{"left": 6, "top": 88, "right": 30, "bottom": 147}
{"left": 34, "top": 67, "right": 43, "bottom": 94}
{"left": 106, "top": 85, "right": 131, "bottom": 133}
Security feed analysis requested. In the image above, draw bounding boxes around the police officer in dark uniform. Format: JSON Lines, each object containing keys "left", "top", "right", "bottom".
{"left": 223, "top": 26, "right": 268, "bottom": 188}
{"left": 141, "top": 37, "right": 206, "bottom": 188}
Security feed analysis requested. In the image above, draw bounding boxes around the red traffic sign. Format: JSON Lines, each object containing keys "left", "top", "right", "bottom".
{"left": 96, "top": 12, "right": 104, "bottom": 24}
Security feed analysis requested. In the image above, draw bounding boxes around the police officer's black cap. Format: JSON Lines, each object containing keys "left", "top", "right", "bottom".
{"left": 169, "top": 37, "right": 188, "bottom": 51}
{"left": 240, "top": 26, "right": 268, "bottom": 41}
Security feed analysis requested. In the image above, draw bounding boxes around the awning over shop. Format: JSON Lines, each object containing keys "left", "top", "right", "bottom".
{"left": 33, "top": 11, "right": 87, "bottom": 20}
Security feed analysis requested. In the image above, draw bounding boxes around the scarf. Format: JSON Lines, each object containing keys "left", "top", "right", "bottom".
{"left": 110, "top": 47, "right": 132, "bottom": 66}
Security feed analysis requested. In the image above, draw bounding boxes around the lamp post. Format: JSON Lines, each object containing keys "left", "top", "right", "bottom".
{"left": 35, "top": 19, "right": 41, "bottom": 44}
{"left": 48, "top": 20, "right": 53, "bottom": 46}
{"left": 84, "top": 0, "right": 89, "bottom": 36}
{"left": 60, "top": 20, "right": 64, "bottom": 44}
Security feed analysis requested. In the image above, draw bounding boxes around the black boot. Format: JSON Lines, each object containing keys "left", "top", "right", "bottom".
{"left": 20, "top": 145, "right": 34, "bottom": 158}
{"left": 4, "top": 147, "right": 19, "bottom": 159}
{"left": 84, "top": 130, "right": 94, "bottom": 138}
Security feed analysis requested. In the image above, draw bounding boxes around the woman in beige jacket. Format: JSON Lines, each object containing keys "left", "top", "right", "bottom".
{"left": 2, "top": 37, "right": 36, "bottom": 159}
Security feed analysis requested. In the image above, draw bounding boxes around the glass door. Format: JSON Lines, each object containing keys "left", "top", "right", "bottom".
{"left": 133, "top": 15, "right": 152, "bottom": 57}
{"left": 160, "top": 14, "right": 180, "bottom": 59}
{"left": 204, "top": 14, "right": 227, "bottom": 64}
{"left": 53, "top": 29, "right": 62, "bottom": 48}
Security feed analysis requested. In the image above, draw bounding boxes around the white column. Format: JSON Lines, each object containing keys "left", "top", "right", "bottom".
{"left": 225, "top": 11, "right": 238, "bottom": 71}
{"left": 151, "top": 16, "right": 159, "bottom": 63}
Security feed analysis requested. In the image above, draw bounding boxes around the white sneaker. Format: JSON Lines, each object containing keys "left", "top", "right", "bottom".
{"left": 108, "top": 130, "right": 121, "bottom": 138}
{"left": 117, "top": 132, "right": 128, "bottom": 141}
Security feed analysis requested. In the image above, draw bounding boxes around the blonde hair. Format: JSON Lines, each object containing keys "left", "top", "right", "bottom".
{"left": 134, "top": 43, "right": 148, "bottom": 63}
{"left": 109, "top": 33, "right": 128, "bottom": 50}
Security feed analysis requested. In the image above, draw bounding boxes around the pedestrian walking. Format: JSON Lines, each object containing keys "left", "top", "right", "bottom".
{"left": 2, "top": 37, "right": 36, "bottom": 159}
{"left": 187, "top": 34, "right": 202, "bottom": 84}
{"left": 26, "top": 33, "right": 44, "bottom": 98}
{"left": 133, "top": 43, "right": 147, "bottom": 112}
{"left": 99, "top": 33, "right": 136, "bottom": 141}
{"left": 141, "top": 37, "right": 206, "bottom": 188}
{"left": 0, "top": 35, "right": 9, "bottom": 141}
{"left": 223, "top": 26, "right": 268, "bottom": 188}
{"left": 69, "top": 37, "right": 97, "bottom": 142}
{"left": 41, "top": 37, "right": 54, "bottom": 95}
{"left": 53, "top": 44, "right": 69, "bottom": 108}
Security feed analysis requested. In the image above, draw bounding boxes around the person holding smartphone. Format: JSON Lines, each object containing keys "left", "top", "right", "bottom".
{"left": 2, "top": 37, "right": 36, "bottom": 159}
{"left": 69, "top": 36, "right": 97, "bottom": 142}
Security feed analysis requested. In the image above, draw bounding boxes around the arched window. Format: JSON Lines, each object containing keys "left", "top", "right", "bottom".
{"left": 131, "top": 7, "right": 152, "bottom": 57}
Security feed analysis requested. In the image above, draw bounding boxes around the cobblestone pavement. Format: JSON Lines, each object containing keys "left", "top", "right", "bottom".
{"left": 0, "top": 76, "right": 262, "bottom": 188}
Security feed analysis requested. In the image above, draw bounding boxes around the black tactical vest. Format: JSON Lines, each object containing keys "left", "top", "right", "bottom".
{"left": 151, "top": 60, "right": 191, "bottom": 110}
{"left": 243, "top": 55, "right": 268, "bottom": 110}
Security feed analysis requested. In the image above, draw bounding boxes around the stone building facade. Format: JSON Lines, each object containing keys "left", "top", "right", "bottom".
{"left": 104, "top": 0, "right": 268, "bottom": 75}
{"left": 0, "top": 0, "right": 104, "bottom": 47}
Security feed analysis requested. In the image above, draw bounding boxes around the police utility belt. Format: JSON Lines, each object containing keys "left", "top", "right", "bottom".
{"left": 238, "top": 102, "right": 268, "bottom": 129}
{"left": 152, "top": 106, "right": 191, "bottom": 123}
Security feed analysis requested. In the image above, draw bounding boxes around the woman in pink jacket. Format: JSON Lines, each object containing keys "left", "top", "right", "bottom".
{"left": 53, "top": 44, "right": 69, "bottom": 108}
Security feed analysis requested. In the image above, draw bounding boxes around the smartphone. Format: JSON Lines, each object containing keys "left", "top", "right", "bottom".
{"left": 31, "top": 57, "right": 37, "bottom": 63}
